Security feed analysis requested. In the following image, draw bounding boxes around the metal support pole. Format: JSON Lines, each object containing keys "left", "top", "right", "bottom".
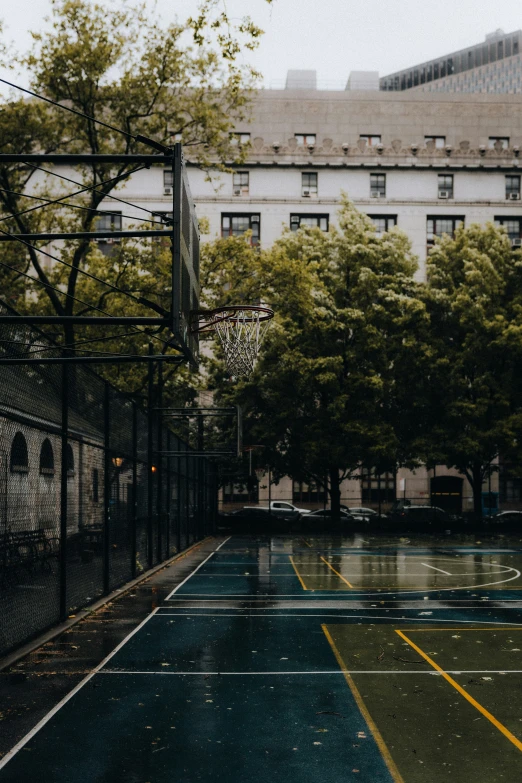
{"left": 177, "top": 449, "right": 182, "bottom": 554}
{"left": 268, "top": 466, "right": 272, "bottom": 514}
{"left": 157, "top": 362, "right": 163, "bottom": 562}
{"left": 166, "top": 430, "right": 171, "bottom": 557}
{"left": 147, "top": 344, "right": 154, "bottom": 568}
{"left": 131, "top": 402, "right": 138, "bottom": 579}
{"left": 378, "top": 471, "right": 382, "bottom": 518}
{"left": 59, "top": 364, "right": 69, "bottom": 621}
{"left": 197, "top": 414, "right": 204, "bottom": 540}
{"left": 103, "top": 381, "right": 110, "bottom": 594}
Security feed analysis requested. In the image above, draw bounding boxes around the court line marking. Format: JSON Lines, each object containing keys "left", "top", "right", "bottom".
{"left": 167, "top": 566, "right": 521, "bottom": 598}
{"left": 322, "top": 624, "right": 405, "bottom": 783}
{"left": 96, "top": 669, "right": 522, "bottom": 675}
{"left": 0, "top": 606, "right": 161, "bottom": 771}
{"left": 403, "top": 627, "right": 522, "bottom": 632}
{"left": 191, "top": 570, "right": 512, "bottom": 577}
{"left": 154, "top": 613, "right": 522, "bottom": 626}
{"left": 289, "top": 556, "right": 308, "bottom": 590}
{"left": 165, "top": 536, "right": 231, "bottom": 599}
{"left": 421, "top": 563, "right": 451, "bottom": 575}
{"left": 396, "top": 629, "right": 522, "bottom": 753}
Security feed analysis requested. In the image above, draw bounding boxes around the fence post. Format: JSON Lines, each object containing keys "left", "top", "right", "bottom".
{"left": 166, "top": 429, "right": 171, "bottom": 557}
{"left": 147, "top": 344, "right": 154, "bottom": 568}
{"left": 177, "top": 448, "right": 182, "bottom": 554}
{"left": 103, "top": 381, "right": 110, "bottom": 594}
{"left": 157, "top": 362, "right": 163, "bottom": 562}
{"left": 197, "top": 415, "right": 204, "bottom": 539}
{"left": 131, "top": 401, "right": 138, "bottom": 579}
{"left": 59, "top": 364, "right": 68, "bottom": 622}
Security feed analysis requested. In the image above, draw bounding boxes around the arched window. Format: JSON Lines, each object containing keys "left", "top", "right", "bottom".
{"left": 10, "top": 432, "right": 28, "bottom": 473}
{"left": 66, "top": 444, "right": 75, "bottom": 476}
{"left": 39, "top": 438, "right": 55, "bottom": 476}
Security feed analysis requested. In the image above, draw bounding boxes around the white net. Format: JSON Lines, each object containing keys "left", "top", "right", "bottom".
{"left": 210, "top": 307, "right": 272, "bottom": 377}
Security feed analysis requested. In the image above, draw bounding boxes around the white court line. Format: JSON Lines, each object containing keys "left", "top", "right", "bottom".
{"left": 421, "top": 563, "right": 452, "bottom": 575}
{"left": 0, "top": 606, "right": 161, "bottom": 772}
{"left": 165, "top": 536, "right": 231, "bottom": 600}
{"left": 95, "top": 669, "right": 522, "bottom": 676}
{"left": 167, "top": 566, "right": 522, "bottom": 598}
{"left": 153, "top": 612, "right": 522, "bottom": 626}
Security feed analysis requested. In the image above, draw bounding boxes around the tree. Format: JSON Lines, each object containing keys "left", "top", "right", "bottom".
{"left": 201, "top": 198, "right": 426, "bottom": 515}
{"left": 415, "top": 222, "right": 522, "bottom": 517}
{"left": 0, "top": 0, "right": 267, "bottom": 397}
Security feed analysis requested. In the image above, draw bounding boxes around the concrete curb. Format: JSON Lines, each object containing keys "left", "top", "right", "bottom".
{"left": 0, "top": 536, "right": 214, "bottom": 672}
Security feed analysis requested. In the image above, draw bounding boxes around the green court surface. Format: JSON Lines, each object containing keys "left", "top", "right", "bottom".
{"left": 2, "top": 535, "right": 522, "bottom": 782}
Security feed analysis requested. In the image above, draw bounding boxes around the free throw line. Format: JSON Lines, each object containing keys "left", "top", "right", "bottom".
{"left": 421, "top": 563, "right": 452, "bottom": 575}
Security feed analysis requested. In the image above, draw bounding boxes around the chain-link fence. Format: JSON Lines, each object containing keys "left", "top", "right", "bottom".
{"left": 0, "top": 328, "right": 217, "bottom": 659}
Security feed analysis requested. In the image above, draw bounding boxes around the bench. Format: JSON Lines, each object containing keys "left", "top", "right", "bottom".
{"left": 0, "top": 528, "right": 60, "bottom": 586}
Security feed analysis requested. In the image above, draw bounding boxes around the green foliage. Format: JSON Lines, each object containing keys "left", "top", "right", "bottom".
{"left": 201, "top": 198, "right": 425, "bottom": 508}
{"left": 415, "top": 222, "right": 522, "bottom": 513}
{"left": 0, "top": 0, "right": 266, "bottom": 400}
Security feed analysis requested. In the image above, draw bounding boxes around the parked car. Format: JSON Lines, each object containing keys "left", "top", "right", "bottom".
{"left": 220, "top": 504, "right": 301, "bottom": 532}
{"left": 485, "top": 510, "right": 522, "bottom": 530}
{"left": 269, "top": 501, "right": 311, "bottom": 515}
{"left": 341, "top": 506, "right": 380, "bottom": 523}
{"left": 302, "top": 508, "right": 356, "bottom": 531}
{"left": 386, "top": 505, "right": 453, "bottom": 532}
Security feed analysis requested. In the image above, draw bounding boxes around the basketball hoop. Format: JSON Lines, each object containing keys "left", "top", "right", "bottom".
{"left": 255, "top": 468, "right": 265, "bottom": 481}
{"left": 191, "top": 305, "right": 274, "bottom": 377}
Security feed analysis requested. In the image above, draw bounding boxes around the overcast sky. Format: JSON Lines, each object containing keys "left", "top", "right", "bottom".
{"left": 2, "top": 0, "right": 522, "bottom": 88}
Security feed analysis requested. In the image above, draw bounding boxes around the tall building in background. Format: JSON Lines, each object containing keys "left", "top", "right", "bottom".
{"left": 380, "top": 29, "right": 522, "bottom": 94}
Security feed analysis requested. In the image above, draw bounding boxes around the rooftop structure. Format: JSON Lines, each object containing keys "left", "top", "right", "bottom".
{"left": 381, "top": 30, "right": 522, "bottom": 94}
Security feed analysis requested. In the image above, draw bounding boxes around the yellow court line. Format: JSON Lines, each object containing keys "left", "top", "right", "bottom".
{"left": 395, "top": 629, "right": 522, "bottom": 752}
{"left": 402, "top": 628, "right": 522, "bottom": 632}
{"left": 301, "top": 538, "right": 313, "bottom": 548}
{"left": 322, "top": 625, "right": 405, "bottom": 783}
{"left": 319, "top": 556, "right": 354, "bottom": 588}
{"left": 289, "top": 556, "right": 308, "bottom": 590}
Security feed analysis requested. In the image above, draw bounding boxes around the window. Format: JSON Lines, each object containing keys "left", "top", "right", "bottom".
{"left": 438, "top": 174, "right": 454, "bottom": 198}
{"left": 368, "top": 215, "right": 397, "bottom": 236}
{"left": 506, "top": 175, "right": 521, "bottom": 199}
{"left": 361, "top": 468, "right": 396, "bottom": 504}
{"left": 93, "top": 468, "right": 99, "bottom": 503}
{"left": 222, "top": 481, "right": 258, "bottom": 503}
{"left": 221, "top": 214, "right": 260, "bottom": 245}
{"left": 290, "top": 214, "right": 329, "bottom": 232}
{"left": 39, "top": 438, "right": 55, "bottom": 476}
{"left": 302, "top": 172, "right": 318, "bottom": 197}
{"left": 10, "top": 432, "right": 28, "bottom": 473}
{"left": 163, "top": 169, "right": 173, "bottom": 189}
{"left": 495, "top": 217, "right": 522, "bottom": 245}
{"left": 66, "top": 444, "right": 75, "bottom": 477}
{"left": 233, "top": 171, "right": 249, "bottom": 196}
{"left": 489, "top": 137, "right": 510, "bottom": 149}
{"left": 427, "top": 216, "right": 465, "bottom": 247}
{"left": 230, "top": 132, "right": 250, "bottom": 145}
{"left": 425, "top": 136, "right": 446, "bottom": 149}
{"left": 293, "top": 481, "right": 326, "bottom": 504}
{"left": 295, "top": 134, "right": 316, "bottom": 146}
{"left": 370, "top": 173, "right": 386, "bottom": 198}
{"left": 96, "top": 212, "right": 122, "bottom": 252}
{"left": 360, "top": 135, "right": 381, "bottom": 146}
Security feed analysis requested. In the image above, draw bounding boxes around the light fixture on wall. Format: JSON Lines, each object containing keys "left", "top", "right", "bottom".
{"left": 112, "top": 456, "right": 124, "bottom": 468}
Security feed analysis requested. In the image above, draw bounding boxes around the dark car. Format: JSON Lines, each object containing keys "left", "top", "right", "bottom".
{"left": 486, "top": 510, "right": 522, "bottom": 530}
{"left": 302, "top": 508, "right": 356, "bottom": 531}
{"left": 386, "top": 504, "right": 452, "bottom": 533}
{"left": 221, "top": 505, "right": 300, "bottom": 533}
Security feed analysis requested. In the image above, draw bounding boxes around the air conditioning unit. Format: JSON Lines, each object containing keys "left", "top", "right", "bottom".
{"left": 302, "top": 190, "right": 310, "bottom": 197}
{"left": 438, "top": 190, "right": 450, "bottom": 199}
{"left": 511, "top": 238, "right": 522, "bottom": 247}
{"left": 508, "top": 192, "right": 521, "bottom": 200}
{"left": 371, "top": 190, "right": 384, "bottom": 198}
{"left": 164, "top": 187, "right": 172, "bottom": 195}
{"left": 233, "top": 188, "right": 241, "bottom": 196}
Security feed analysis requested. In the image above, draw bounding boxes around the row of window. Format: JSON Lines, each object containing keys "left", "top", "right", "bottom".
{"left": 10, "top": 432, "right": 75, "bottom": 476}
{"left": 381, "top": 34, "right": 521, "bottom": 91}
{"left": 219, "top": 212, "right": 522, "bottom": 246}
{"left": 204, "top": 171, "right": 522, "bottom": 200}
{"left": 225, "top": 133, "right": 513, "bottom": 150}
{"left": 223, "top": 475, "right": 395, "bottom": 504}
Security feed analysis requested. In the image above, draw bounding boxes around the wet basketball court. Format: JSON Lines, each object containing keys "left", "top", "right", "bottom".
{"left": 2, "top": 533, "right": 522, "bottom": 782}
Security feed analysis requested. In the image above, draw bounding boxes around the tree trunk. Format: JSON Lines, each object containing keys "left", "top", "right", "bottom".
{"left": 329, "top": 467, "right": 341, "bottom": 520}
{"left": 471, "top": 462, "right": 484, "bottom": 520}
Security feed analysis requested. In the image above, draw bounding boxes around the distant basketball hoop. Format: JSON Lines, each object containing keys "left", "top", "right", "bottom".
{"left": 191, "top": 305, "right": 274, "bottom": 377}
